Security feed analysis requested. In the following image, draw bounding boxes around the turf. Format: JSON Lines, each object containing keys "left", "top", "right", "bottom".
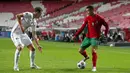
{"left": 0, "top": 38, "right": 130, "bottom": 73}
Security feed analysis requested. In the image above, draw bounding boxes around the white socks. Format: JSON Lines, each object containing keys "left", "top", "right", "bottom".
{"left": 30, "top": 51, "right": 35, "bottom": 67}
{"left": 14, "top": 50, "right": 36, "bottom": 68}
{"left": 14, "top": 49, "right": 20, "bottom": 68}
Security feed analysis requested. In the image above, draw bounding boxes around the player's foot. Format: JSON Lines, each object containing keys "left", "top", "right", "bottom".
{"left": 92, "top": 67, "right": 96, "bottom": 72}
{"left": 14, "top": 67, "right": 19, "bottom": 71}
{"left": 83, "top": 56, "right": 90, "bottom": 62}
{"left": 31, "top": 64, "right": 41, "bottom": 69}
{"left": 79, "top": 60, "right": 84, "bottom": 63}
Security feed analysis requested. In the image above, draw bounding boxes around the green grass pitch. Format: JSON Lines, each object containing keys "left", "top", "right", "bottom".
{"left": 0, "top": 38, "right": 130, "bottom": 73}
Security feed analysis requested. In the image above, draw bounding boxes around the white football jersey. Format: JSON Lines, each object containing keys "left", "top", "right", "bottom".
{"left": 11, "top": 12, "right": 37, "bottom": 34}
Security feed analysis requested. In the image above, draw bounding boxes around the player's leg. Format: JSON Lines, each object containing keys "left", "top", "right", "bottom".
{"left": 11, "top": 33, "right": 24, "bottom": 71}
{"left": 91, "top": 47, "right": 97, "bottom": 72}
{"left": 27, "top": 44, "right": 41, "bottom": 69}
{"left": 14, "top": 46, "right": 23, "bottom": 71}
{"left": 90, "top": 38, "right": 98, "bottom": 72}
{"left": 21, "top": 33, "right": 40, "bottom": 69}
{"left": 79, "top": 37, "right": 91, "bottom": 62}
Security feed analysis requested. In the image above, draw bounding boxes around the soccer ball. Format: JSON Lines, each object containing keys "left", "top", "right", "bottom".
{"left": 77, "top": 60, "right": 86, "bottom": 69}
{"left": 110, "top": 44, "right": 114, "bottom": 47}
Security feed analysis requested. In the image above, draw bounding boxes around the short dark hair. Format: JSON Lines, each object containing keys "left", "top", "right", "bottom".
{"left": 34, "top": 7, "right": 42, "bottom": 13}
{"left": 86, "top": 5, "right": 94, "bottom": 10}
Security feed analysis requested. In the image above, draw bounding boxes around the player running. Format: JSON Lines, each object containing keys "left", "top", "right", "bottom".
{"left": 73, "top": 5, "right": 109, "bottom": 72}
{"left": 11, "top": 7, "right": 43, "bottom": 71}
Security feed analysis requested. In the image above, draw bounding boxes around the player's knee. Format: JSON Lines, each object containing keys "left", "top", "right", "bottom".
{"left": 17, "top": 44, "right": 23, "bottom": 51}
{"left": 19, "top": 48, "right": 22, "bottom": 51}
{"left": 92, "top": 49, "right": 97, "bottom": 53}
{"left": 92, "top": 46, "right": 97, "bottom": 49}
{"left": 79, "top": 49, "right": 84, "bottom": 53}
{"left": 31, "top": 47, "right": 35, "bottom": 51}
{"left": 27, "top": 44, "right": 35, "bottom": 51}
{"left": 17, "top": 48, "right": 22, "bottom": 52}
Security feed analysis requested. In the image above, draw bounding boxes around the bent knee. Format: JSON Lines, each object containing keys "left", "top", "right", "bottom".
{"left": 29, "top": 46, "right": 35, "bottom": 51}
{"left": 92, "top": 48, "right": 97, "bottom": 53}
{"left": 31, "top": 48, "right": 35, "bottom": 51}
{"left": 27, "top": 44, "right": 35, "bottom": 51}
{"left": 92, "top": 46, "right": 98, "bottom": 49}
{"left": 17, "top": 44, "right": 23, "bottom": 51}
{"left": 78, "top": 49, "right": 84, "bottom": 53}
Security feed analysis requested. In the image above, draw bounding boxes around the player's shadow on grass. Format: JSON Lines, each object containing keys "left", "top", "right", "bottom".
{"left": 45, "top": 68, "right": 92, "bottom": 73}
{"left": 59, "top": 68, "right": 82, "bottom": 71}
{"left": 20, "top": 68, "right": 43, "bottom": 71}
{"left": 1, "top": 68, "right": 130, "bottom": 73}
{"left": 46, "top": 68, "right": 130, "bottom": 73}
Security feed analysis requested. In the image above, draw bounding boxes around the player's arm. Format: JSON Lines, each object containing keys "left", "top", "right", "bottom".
{"left": 16, "top": 13, "right": 24, "bottom": 33}
{"left": 31, "top": 24, "right": 42, "bottom": 53}
{"left": 74, "top": 18, "right": 88, "bottom": 38}
{"left": 32, "top": 31, "right": 42, "bottom": 53}
{"left": 102, "top": 18, "right": 109, "bottom": 37}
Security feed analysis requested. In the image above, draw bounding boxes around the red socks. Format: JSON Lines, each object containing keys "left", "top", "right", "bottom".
{"left": 80, "top": 49, "right": 97, "bottom": 67}
{"left": 92, "top": 49, "right": 97, "bottom": 67}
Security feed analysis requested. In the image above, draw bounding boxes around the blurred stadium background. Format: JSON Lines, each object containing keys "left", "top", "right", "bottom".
{"left": 1, "top": 0, "right": 130, "bottom": 46}
{"left": 0, "top": 0, "right": 130, "bottom": 73}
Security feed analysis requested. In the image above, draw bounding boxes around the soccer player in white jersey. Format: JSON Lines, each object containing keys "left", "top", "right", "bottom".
{"left": 11, "top": 7, "right": 43, "bottom": 71}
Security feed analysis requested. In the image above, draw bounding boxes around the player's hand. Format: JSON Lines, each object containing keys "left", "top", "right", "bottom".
{"left": 38, "top": 46, "right": 42, "bottom": 53}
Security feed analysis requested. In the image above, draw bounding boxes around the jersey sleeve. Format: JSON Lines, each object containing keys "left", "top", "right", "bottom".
{"left": 74, "top": 17, "right": 88, "bottom": 37}
{"left": 100, "top": 16, "right": 109, "bottom": 36}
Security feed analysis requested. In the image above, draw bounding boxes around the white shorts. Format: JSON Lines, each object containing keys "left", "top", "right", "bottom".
{"left": 11, "top": 33, "right": 32, "bottom": 48}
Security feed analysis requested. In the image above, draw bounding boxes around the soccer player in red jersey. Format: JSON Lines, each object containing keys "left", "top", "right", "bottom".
{"left": 73, "top": 5, "right": 109, "bottom": 72}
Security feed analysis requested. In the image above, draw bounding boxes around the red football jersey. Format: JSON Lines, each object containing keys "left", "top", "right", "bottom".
{"left": 74, "top": 14, "right": 109, "bottom": 38}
